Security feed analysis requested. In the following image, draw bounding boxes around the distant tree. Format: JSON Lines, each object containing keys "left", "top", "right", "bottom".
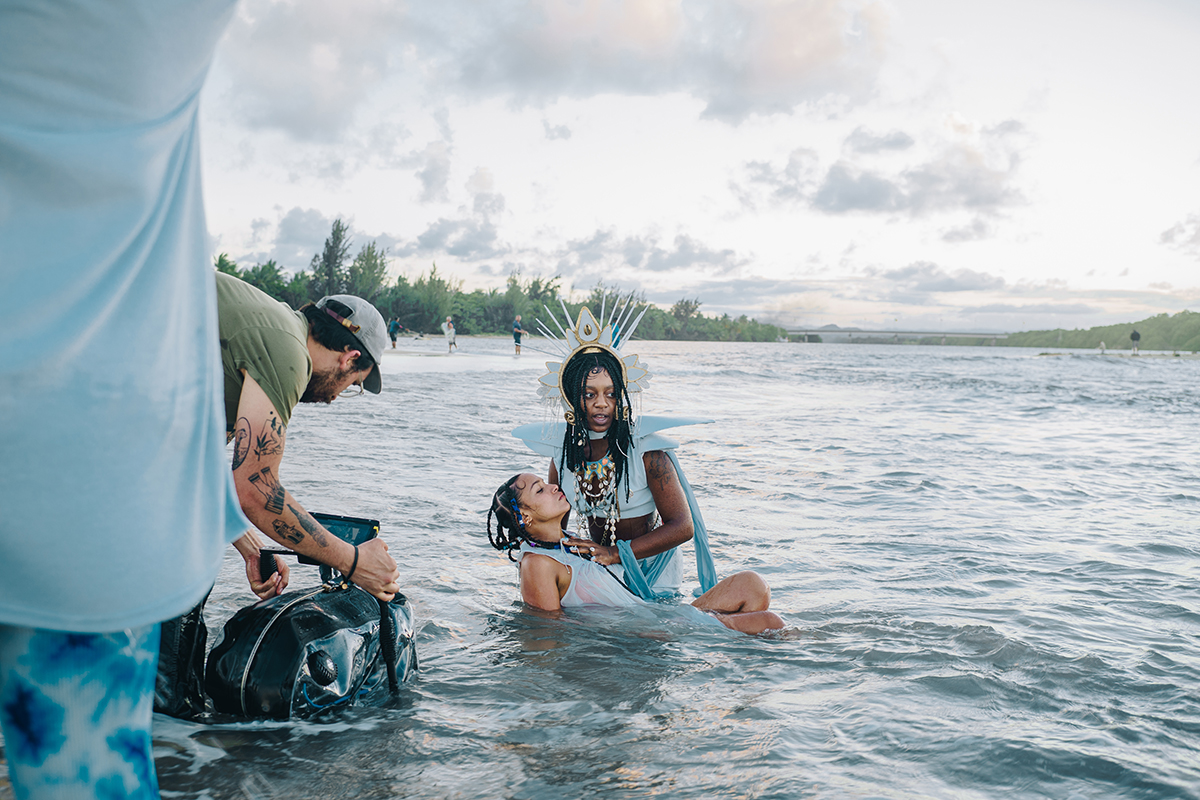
{"left": 672, "top": 297, "right": 701, "bottom": 320}
{"left": 671, "top": 297, "right": 702, "bottom": 338}
{"left": 308, "top": 219, "right": 352, "bottom": 298}
{"left": 348, "top": 241, "right": 389, "bottom": 301}
{"left": 281, "top": 270, "right": 313, "bottom": 309}
{"left": 240, "top": 260, "right": 287, "bottom": 299}
{"left": 214, "top": 252, "right": 240, "bottom": 276}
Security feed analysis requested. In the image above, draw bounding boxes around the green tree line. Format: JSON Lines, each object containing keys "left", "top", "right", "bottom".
{"left": 996, "top": 311, "right": 1200, "bottom": 351}
{"left": 215, "top": 219, "right": 786, "bottom": 342}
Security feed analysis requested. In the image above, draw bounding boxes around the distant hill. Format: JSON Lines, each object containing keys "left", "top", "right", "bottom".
{"left": 998, "top": 310, "right": 1200, "bottom": 351}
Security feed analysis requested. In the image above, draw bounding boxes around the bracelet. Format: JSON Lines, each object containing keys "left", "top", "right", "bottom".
{"left": 344, "top": 545, "right": 359, "bottom": 581}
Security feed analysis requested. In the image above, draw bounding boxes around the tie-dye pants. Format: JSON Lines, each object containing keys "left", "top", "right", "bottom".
{"left": 0, "top": 624, "right": 160, "bottom": 799}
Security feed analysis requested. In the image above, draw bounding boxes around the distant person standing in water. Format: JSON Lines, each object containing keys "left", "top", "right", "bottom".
{"left": 1131, "top": 329, "right": 1140, "bottom": 355}
{"left": 442, "top": 316, "right": 457, "bottom": 353}
{"left": 1099, "top": 341, "right": 1106, "bottom": 354}
{"left": 388, "top": 317, "right": 403, "bottom": 348}
{"left": 513, "top": 314, "right": 527, "bottom": 355}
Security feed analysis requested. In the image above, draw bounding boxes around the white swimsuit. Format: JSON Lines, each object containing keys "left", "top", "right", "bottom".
{"left": 516, "top": 543, "right": 640, "bottom": 607}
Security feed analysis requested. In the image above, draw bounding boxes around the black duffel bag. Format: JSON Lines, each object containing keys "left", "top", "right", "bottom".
{"left": 205, "top": 584, "right": 416, "bottom": 719}
{"left": 203, "top": 512, "right": 417, "bottom": 719}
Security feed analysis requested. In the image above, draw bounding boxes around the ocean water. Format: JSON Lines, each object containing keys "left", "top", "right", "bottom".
{"left": 33, "top": 339, "right": 1200, "bottom": 799}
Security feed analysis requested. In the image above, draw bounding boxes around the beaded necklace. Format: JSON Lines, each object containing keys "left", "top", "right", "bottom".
{"left": 574, "top": 452, "right": 619, "bottom": 546}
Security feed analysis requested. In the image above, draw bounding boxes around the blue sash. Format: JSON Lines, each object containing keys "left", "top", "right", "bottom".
{"left": 617, "top": 450, "right": 718, "bottom": 600}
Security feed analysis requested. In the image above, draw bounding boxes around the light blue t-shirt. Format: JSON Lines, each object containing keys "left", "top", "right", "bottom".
{"left": 0, "top": 0, "right": 250, "bottom": 631}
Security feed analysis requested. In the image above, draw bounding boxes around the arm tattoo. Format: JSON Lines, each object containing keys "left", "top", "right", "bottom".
{"left": 271, "top": 519, "right": 305, "bottom": 545}
{"left": 231, "top": 417, "right": 251, "bottom": 470}
{"left": 287, "top": 504, "right": 329, "bottom": 548}
{"left": 646, "top": 450, "right": 675, "bottom": 491}
{"left": 254, "top": 413, "right": 284, "bottom": 459}
{"left": 248, "top": 467, "right": 286, "bottom": 515}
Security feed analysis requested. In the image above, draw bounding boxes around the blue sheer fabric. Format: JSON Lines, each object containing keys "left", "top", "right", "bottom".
{"left": 617, "top": 450, "right": 719, "bottom": 600}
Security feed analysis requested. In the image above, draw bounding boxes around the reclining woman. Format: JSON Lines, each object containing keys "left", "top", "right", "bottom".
{"left": 488, "top": 473, "right": 783, "bottom": 634}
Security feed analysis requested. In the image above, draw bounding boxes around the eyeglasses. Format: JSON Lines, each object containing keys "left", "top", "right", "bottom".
{"left": 339, "top": 382, "right": 364, "bottom": 398}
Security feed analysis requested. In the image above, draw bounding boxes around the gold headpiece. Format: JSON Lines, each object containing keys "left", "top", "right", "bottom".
{"left": 532, "top": 299, "right": 651, "bottom": 412}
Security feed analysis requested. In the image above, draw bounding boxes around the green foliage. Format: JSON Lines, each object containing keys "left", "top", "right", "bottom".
{"left": 348, "top": 241, "right": 389, "bottom": 301}
{"left": 214, "top": 252, "right": 240, "bottom": 276}
{"left": 240, "top": 260, "right": 287, "bottom": 298}
{"left": 308, "top": 218, "right": 352, "bottom": 298}
{"left": 214, "top": 231, "right": 785, "bottom": 340}
{"left": 999, "top": 311, "right": 1200, "bottom": 351}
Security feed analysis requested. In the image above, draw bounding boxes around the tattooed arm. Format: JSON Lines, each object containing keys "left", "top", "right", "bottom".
{"left": 625, "top": 449, "right": 694, "bottom": 559}
{"left": 230, "top": 371, "right": 399, "bottom": 601}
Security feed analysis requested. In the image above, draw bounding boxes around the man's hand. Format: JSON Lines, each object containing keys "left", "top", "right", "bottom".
{"left": 348, "top": 538, "right": 400, "bottom": 601}
{"left": 233, "top": 531, "right": 290, "bottom": 599}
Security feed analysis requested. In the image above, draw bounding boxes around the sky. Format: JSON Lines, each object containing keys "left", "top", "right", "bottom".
{"left": 199, "top": 0, "right": 1200, "bottom": 333}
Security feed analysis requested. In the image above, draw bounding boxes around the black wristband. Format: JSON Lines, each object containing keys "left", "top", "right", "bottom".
{"left": 345, "top": 545, "right": 359, "bottom": 581}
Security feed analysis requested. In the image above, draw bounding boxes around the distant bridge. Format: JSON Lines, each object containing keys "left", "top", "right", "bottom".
{"left": 786, "top": 328, "right": 1009, "bottom": 344}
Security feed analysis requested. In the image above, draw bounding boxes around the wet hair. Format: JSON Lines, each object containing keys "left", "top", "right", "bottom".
{"left": 558, "top": 350, "right": 634, "bottom": 499}
{"left": 487, "top": 475, "right": 527, "bottom": 561}
{"left": 300, "top": 300, "right": 375, "bottom": 372}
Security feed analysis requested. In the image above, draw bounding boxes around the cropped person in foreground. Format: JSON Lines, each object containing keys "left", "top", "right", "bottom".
{"left": 1, "top": 2, "right": 247, "bottom": 796}
{"left": 488, "top": 474, "right": 784, "bottom": 634}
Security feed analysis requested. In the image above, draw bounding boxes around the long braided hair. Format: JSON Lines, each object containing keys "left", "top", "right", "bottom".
{"left": 487, "top": 475, "right": 528, "bottom": 562}
{"left": 558, "top": 349, "right": 635, "bottom": 500}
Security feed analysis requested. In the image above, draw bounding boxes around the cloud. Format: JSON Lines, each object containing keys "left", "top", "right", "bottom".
{"left": 812, "top": 162, "right": 903, "bottom": 212}
{"left": 466, "top": 167, "right": 506, "bottom": 216}
{"left": 555, "top": 229, "right": 746, "bottom": 275}
{"left": 397, "top": 218, "right": 506, "bottom": 260}
{"left": 1160, "top": 213, "right": 1200, "bottom": 256}
{"left": 217, "top": 0, "right": 892, "bottom": 139}
{"left": 740, "top": 148, "right": 820, "bottom": 204}
{"left": 412, "top": 141, "right": 452, "bottom": 203}
{"left": 543, "top": 120, "right": 572, "bottom": 140}
{"left": 845, "top": 126, "right": 914, "bottom": 154}
{"left": 941, "top": 218, "right": 992, "bottom": 242}
{"left": 215, "top": 0, "right": 405, "bottom": 142}
{"left": 969, "top": 302, "right": 1099, "bottom": 315}
{"left": 867, "top": 262, "right": 1005, "bottom": 305}
{"left": 743, "top": 119, "right": 1027, "bottom": 220}
{"left": 267, "top": 207, "right": 338, "bottom": 270}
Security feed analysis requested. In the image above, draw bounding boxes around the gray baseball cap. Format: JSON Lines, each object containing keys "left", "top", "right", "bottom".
{"left": 315, "top": 294, "right": 387, "bottom": 393}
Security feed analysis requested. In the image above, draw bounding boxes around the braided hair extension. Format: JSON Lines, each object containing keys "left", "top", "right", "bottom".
{"left": 487, "top": 475, "right": 527, "bottom": 562}
{"left": 558, "top": 350, "right": 635, "bottom": 500}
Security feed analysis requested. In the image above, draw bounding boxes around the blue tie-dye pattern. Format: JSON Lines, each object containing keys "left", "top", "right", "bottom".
{"left": 108, "top": 727, "right": 155, "bottom": 791}
{"left": 25, "top": 632, "right": 120, "bottom": 684}
{"left": 95, "top": 773, "right": 130, "bottom": 800}
{"left": 1, "top": 679, "right": 67, "bottom": 766}
{"left": 91, "top": 641, "right": 155, "bottom": 724}
{"left": 0, "top": 624, "right": 161, "bottom": 798}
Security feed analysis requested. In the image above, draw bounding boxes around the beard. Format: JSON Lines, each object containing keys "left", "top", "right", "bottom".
{"left": 300, "top": 365, "right": 355, "bottom": 404}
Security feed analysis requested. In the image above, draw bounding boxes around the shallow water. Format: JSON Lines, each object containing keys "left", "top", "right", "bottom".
{"left": 26, "top": 338, "right": 1200, "bottom": 799}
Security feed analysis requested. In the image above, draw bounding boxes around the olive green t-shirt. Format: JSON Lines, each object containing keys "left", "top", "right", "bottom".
{"left": 215, "top": 271, "right": 312, "bottom": 433}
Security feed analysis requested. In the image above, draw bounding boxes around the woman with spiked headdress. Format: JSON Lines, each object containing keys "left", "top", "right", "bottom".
{"left": 511, "top": 301, "right": 721, "bottom": 600}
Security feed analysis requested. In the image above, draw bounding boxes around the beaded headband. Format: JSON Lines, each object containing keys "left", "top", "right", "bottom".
{"left": 529, "top": 300, "right": 651, "bottom": 415}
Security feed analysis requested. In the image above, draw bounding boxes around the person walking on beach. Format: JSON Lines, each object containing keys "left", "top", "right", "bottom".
{"left": 513, "top": 314, "right": 527, "bottom": 355}
{"left": 388, "top": 317, "right": 403, "bottom": 348}
{"left": 1131, "top": 329, "right": 1140, "bottom": 355}
{"left": 442, "top": 315, "right": 457, "bottom": 352}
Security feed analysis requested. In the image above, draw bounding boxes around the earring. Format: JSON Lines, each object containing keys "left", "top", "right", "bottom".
{"left": 564, "top": 410, "right": 576, "bottom": 425}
